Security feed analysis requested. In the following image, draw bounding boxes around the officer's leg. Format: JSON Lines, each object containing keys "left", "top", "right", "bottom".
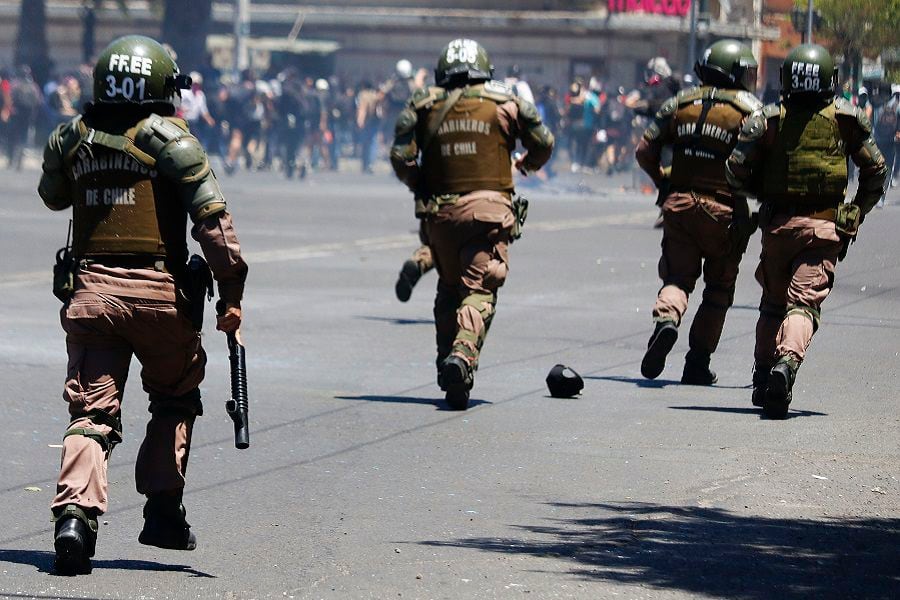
{"left": 684, "top": 249, "right": 739, "bottom": 385}
{"left": 395, "top": 241, "right": 434, "bottom": 302}
{"left": 752, "top": 229, "right": 790, "bottom": 403}
{"left": 129, "top": 300, "right": 205, "bottom": 550}
{"left": 764, "top": 237, "right": 839, "bottom": 418}
{"left": 643, "top": 212, "right": 700, "bottom": 379}
{"left": 433, "top": 281, "right": 459, "bottom": 370}
{"left": 52, "top": 303, "right": 131, "bottom": 575}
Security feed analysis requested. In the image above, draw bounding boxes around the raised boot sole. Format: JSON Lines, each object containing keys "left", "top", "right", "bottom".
{"left": 641, "top": 324, "right": 677, "bottom": 380}
{"left": 395, "top": 260, "right": 422, "bottom": 303}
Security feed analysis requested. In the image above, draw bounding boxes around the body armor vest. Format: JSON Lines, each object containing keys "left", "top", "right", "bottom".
{"left": 669, "top": 87, "right": 750, "bottom": 196}
{"left": 761, "top": 101, "right": 847, "bottom": 205}
{"left": 67, "top": 115, "right": 188, "bottom": 268}
{"left": 419, "top": 87, "right": 513, "bottom": 196}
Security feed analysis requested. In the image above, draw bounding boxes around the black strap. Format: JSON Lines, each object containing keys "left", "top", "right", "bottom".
{"left": 421, "top": 88, "right": 464, "bottom": 153}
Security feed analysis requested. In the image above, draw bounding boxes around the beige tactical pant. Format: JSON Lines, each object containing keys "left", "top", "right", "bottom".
{"left": 754, "top": 215, "right": 842, "bottom": 368}
{"left": 425, "top": 191, "right": 514, "bottom": 370}
{"left": 653, "top": 193, "right": 741, "bottom": 355}
{"left": 52, "top": 266, "right": 206, "bottom": 516}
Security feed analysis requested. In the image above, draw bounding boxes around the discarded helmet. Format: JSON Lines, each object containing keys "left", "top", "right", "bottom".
{"left": 546, "top": 364, "right": 584, "bottom": 398}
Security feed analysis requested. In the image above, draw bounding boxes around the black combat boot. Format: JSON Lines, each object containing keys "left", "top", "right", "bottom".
{"left": 641, "top": 320, "right": 678, "bottom": 380}
{"left": 438, "top": 355, "right": 473, "bottom": 411}
{"left": 764, "top": 357, "right": 797, "bottom": 420}
{"left": 395, "top": 259, "right": 423, "bottom": 302}
{"left": 53, "top": 505, "right": 97, "bottom": 576}
{"left": 751, "top": 364, "right": 770, "bottom": 407}
{"left": 681, "top": 349, "right": 718, "bottom": 385}
{"left": 138, "top": 494, "right": 197, "bottom": 551}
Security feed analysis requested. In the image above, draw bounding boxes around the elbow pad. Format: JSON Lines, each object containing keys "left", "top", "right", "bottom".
{"left": 134, "top": 115, "right": 227, "bottom": 222}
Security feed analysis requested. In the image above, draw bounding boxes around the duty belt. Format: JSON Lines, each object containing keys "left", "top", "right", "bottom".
{"left": 82, "top": 254, "right": 169, "bottom": 272}
{"left": 771, "top": 203, "right": 839, "bottom": 221}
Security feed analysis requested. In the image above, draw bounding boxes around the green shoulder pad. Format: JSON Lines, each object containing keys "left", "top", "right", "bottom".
{"left": 515, "top": 96, "right": 542, "bottom": 125}
{"left": 394, "top": 106, "right": 418, "bottom": 136}
{"left": 834, "top": 97, "right": 872, "bottom": 134}
{"left": 761, "top": 102, "right": 782, "bottom": 120}
{"left": 134, "top": 114, "right": 225, "bottom": 222}
{"left": 716, "top": 89, "right": 763, "bottom": 114}
{"left": 675, "top": 87, "right": 706, "bottom": 106}
{"left": 478, "top": 80, "right": 515, "bottom": 103}
{"left": 410, "top": 86, "right": 447, "bottom": 110}
{"left": 739, "top": 107, "right": 769, "bottom": 141}
{"left": 657, "top": 95, "right": 679, "bottom": 118}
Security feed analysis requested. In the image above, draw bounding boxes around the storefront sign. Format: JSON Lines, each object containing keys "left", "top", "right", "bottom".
{"left": 608, "top": 0, "right": 691, "bottom": 17}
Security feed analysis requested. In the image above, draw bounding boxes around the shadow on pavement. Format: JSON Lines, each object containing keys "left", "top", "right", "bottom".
{"left": 356, "top": 316, "right": 433, "bottom": 326}
{"left": 587, "top": 375, "right": 750, "bottom": 390}
{"left": 334, "top": 395, "right": 491, "bottom": 411}
{"left": 669, "top": 405, "right": 828, "bottom": 418}
{"left": 0, "top": 549, "right": 215, "bottom": 578}
{"left": 418, "top": 501, "right": 900, "bottom": 599}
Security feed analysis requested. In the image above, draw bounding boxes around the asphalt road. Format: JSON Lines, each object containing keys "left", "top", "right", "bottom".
{"left": 1, "top": 159, "right": 898, "bottom": 600}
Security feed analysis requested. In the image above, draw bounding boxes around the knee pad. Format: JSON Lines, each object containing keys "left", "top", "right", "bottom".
{"left": 64, "top": 408, "right": 123, "bottom": 452}
{"left": 460, "top": 292, "right": 495, "bottom": 321}
{"left": 786, "top": 303, "right": 821, "bottom": 332}
{"left": 148, "top": 390, "right": 204, "bottom": 417}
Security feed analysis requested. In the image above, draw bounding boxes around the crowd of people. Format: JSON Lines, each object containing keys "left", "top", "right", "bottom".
{"left": 2, "top": 55, "right": 899, "bottom": 186}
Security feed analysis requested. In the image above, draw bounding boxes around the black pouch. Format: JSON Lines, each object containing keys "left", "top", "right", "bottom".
{"left": 52, "top": 220, "right": 75, "bottom": 303}
{"left": 52, "top": 247, "right": 76, "bottom": 303}
{"left": 511, "top": 195, "right": 529, "bottom": 241}
{"left": 180, "top": 255, "right": 214, "bottom": 330}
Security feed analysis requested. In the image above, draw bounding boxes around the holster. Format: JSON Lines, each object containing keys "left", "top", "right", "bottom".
{"left": 655, "top": 177, "right": 671, "bottom": 208}
{"left": 758, "top": 201, "right": 775, "bottom": 228}
{"left": 834, "top": 203, "right": 861, "bottom": 236}
{"left": 511, "top": 195, "right": 529, "bottom": 241}
{"left": 727, "top": 198, "right": 758, "bottom": 259}
{"left": 178, "top": 255, "right": 214, "bottom": 331}
{"left": 53, "top": 246, "right": 76, "bottom": 303}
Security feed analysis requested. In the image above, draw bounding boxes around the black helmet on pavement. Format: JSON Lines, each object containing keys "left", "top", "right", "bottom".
{"left": 546, "top": 364, "right": 584, "bottom": 398}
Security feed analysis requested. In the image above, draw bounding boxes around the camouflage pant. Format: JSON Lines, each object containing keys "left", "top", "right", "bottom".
{"left": 754, "top": 215, "right": 842, "bottom": 368}
{"left": 425, "top": 192, "right": 513, "bottom": 370}
{"left": 653, "top": 193, "right": 740, "bottom": 356}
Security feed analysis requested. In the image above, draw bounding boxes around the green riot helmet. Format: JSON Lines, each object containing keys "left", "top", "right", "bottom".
{"left": 694, "top": 39, "right": 758, "bottom": 93}
{"left": 780, "top": 44, "right": 838, "bottom": 100}
{"left": 434, "top": 39, "right": 493, "bottom": 88}
{"left": 93, "top": 35, "right": 191, "bottom": 107}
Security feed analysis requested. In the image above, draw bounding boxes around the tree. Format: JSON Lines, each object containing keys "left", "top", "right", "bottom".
{"left": 14, "top": 0, "right": 52, "bottom": 84}
{"left": 799, "top": 0, "right": 900, "bottom": 86}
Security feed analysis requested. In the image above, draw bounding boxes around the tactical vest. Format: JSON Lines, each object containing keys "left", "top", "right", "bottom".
{"left": 66, "top": 116, "right": 188, "bottom": 268}
{"left": 761, "top": 101, "right": 847, "bottom": 205}
{"left": 669, "top": 87, "right": 755, "bottom": 195}
{"left": 419, "top": 86, "right": 513, "bottom": 196}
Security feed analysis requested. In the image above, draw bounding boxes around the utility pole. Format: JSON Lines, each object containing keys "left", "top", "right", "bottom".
{"left": 806, "top": 0, "right": 814, "bottom": 43}
{"left": 687, "top": 0, "right": 698, "bottom": 74}
{"left": 234, "top": 0, "right": 250, "bottom": 73}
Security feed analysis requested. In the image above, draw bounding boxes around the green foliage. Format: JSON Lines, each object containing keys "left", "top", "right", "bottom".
{"left": 796, "top": 0, "right": 900, "bottom": 60}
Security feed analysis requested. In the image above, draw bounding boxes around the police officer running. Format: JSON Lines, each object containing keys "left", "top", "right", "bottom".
{"left": 390, "top": 39, "right": 554, "bottom": 409}
{"left": 726, "top": 44, "right": 887, "bottom": 419}
{"left": 39, "top": 36, "right": 248, "bottom": 574}
{"left": 636, "top": 40, "right": 762, "bottom": 384}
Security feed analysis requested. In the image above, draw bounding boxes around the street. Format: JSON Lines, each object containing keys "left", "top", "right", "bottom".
{"left": 1, "top": 161, "right": 898, "bottom": 599}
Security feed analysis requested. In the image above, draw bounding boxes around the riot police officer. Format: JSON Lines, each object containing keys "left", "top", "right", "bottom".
{"left": 635, "top": 40, "right": 762, "bottom": 384}
{"left": 39, "top": 35, "right": 248, "bottom": 574}
{"left": 726, "top": 44, "right": 887, "bottom": 419}
{"left": 390, "top": 39, "right": 554, "bottom": 409}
